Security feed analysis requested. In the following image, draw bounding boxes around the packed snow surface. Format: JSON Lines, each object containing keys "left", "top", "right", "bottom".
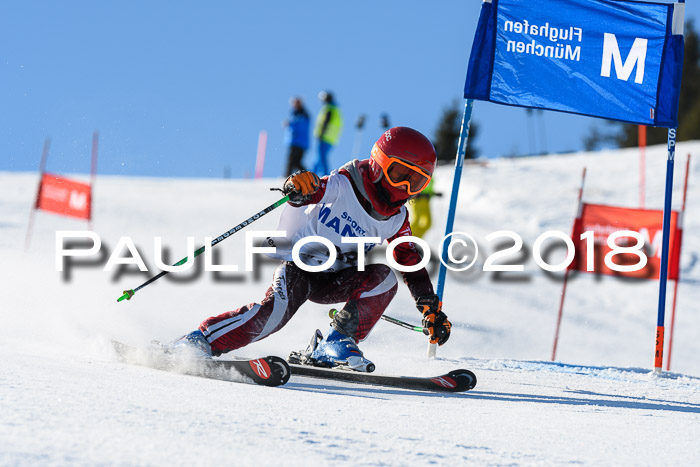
{"left": 2, "top": 142, "right": 700, "bottom": 465}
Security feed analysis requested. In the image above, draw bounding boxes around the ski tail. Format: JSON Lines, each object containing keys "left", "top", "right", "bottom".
{"left": 111, "top": 340, "right": 290, "bottom": 387}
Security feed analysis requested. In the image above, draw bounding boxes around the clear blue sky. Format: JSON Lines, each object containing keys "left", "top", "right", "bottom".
{"left": 2, "top": 1, "right": 697, "bottom": 179}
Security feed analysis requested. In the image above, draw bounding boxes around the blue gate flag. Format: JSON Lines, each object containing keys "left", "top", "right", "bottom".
{"left": 464, "top": 0, "right": 685, "bottom": 127}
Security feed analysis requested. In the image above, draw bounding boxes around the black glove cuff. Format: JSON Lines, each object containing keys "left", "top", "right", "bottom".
{"left": 284, "top": 184, "right": 305, "bottom": 202}
{"left": 282, "top": 171, "right": 305, "bottom": 202}
{"left": 416, "top": 294, "right": 440, "bottom": 315}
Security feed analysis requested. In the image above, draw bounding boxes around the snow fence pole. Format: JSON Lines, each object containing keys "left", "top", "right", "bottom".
{"left": 116, "top": 195, "right": 290, "bottom": 302}
{"left": 429, "top": 98, "right": 474, "bottom": 358}
{"left": 654, "top": 128, "right": 677, "bottom": 372}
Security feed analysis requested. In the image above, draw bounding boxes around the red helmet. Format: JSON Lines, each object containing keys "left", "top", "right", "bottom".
{"left": 369, "top": 127, "right": 436, "bottom": 196}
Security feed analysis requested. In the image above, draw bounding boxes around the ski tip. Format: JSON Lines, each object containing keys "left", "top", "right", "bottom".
{"left": 257, "top": 356, "right": 291, "bottom": 387}
{"left": 448, "top": 369, "right": 477, "bottom": 391}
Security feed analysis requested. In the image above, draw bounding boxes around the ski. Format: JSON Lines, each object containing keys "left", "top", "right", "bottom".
{"left": 288, "top": 363, "right": 477, "bottom": 393}
{"left": 111, "top": 340, "right": 290, "bottom": 387}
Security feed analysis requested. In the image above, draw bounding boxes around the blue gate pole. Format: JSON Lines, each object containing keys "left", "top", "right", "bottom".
{"left": 429, "top": 98, "right": 474, "bottom": 358}
{"left": 654, "top": 128, "right": 677, "bottom": 372}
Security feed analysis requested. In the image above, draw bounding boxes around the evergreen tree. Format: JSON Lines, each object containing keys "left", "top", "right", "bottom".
{"left": 434, "top": 100, "right": 479, "bottom": 164}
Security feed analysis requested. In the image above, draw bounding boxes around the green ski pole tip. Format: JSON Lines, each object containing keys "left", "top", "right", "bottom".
{"left": 117, "top": 289, "right": 135, "bottom": 302}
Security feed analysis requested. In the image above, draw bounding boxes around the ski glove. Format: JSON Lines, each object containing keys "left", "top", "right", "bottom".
{"left": 283, "top": 170, "right": 320, "bottom": 202}
{"left": 416, "top": 294, "right": 451, "bottom": 346}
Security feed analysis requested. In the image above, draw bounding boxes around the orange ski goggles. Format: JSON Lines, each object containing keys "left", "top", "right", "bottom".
{"left": 371, "top": 144, "right": 432, "bottom": 195}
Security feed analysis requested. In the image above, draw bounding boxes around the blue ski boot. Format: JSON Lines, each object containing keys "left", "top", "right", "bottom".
{"left": 309, "top": 327, "right": 375, "bottom": 372}
{"left": 169, "top": 330, "right": 213, "bottom": 359}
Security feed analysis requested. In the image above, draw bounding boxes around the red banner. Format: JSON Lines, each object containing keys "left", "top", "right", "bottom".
{"left": 571, "top": 203, "right": 680, "bottom": 280}
{"left": 35, "top": 173, "right": 92, "bottom": 220}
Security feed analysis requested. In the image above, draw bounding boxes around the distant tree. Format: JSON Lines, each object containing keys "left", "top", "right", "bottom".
{"left": 582, "top": 122, "right": 618, "bottom": 151}
{"left": 434, "top": 100, "right": 479, "bottom": 164}
{"left": 585, "top": 21, "right": 700, "bottom": 149}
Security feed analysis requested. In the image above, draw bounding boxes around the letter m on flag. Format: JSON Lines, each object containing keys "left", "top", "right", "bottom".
{"left": 600, "top": 33, "right": 648, "bottom": 84}
{"left": 463, "top": 0, "right": 685, "bottom": 127}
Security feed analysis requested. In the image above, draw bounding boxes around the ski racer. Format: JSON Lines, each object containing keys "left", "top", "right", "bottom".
{"left": 173, "top": 126, "right": 452, "bottom": 371}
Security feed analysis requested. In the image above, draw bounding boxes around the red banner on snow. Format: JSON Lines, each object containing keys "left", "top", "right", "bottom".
{"left": 571, "top": 203, "right": 681, "bottom": 280}
{"left": 35, "top": 173, "right": 92, "bottom": 220}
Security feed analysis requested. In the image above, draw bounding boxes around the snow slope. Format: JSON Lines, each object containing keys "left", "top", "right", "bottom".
{"left": 2, "top": 142, "right": 700, "bottom": 465}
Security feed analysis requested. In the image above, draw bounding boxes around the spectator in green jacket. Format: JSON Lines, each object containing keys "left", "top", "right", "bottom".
{"left": 313, "top": 91, "right": 343, "bottom": 175}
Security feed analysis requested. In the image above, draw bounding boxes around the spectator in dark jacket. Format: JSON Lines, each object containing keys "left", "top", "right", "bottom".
{"left": 283, "top": 97, "right": 310, "bottom": 176}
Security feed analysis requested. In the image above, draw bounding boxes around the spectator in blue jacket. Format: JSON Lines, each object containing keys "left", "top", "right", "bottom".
{"left": 283, "top": 97, "right": 311, "bottom": 176}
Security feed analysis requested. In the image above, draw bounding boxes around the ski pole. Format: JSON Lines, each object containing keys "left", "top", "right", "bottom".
{"left": 329, "top": 309, "right": 426, "bottom": 334}
{"left": 381, "top": 314, "right": 427, "bottom": 334}
{"left": 116, "top": 195, "right": 290, "bottom": 302}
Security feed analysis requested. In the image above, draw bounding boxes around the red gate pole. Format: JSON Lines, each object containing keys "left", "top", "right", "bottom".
{"left": 639, "top": 125, "right": 647, "bottom": 208}
{"left": 255, "top": 130, "right": 267, "bottom": 179}
{"left": 552, "top": 167, "right": 587, "bottom": 361}
{"left": 89, "top": 131, "right": 99, "bottom": 230}
{"left": 24, "top": 138, "right": 51, "bottom": 251}
{"left": 666, "top": 154, "right": 691, "bottom": 371}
